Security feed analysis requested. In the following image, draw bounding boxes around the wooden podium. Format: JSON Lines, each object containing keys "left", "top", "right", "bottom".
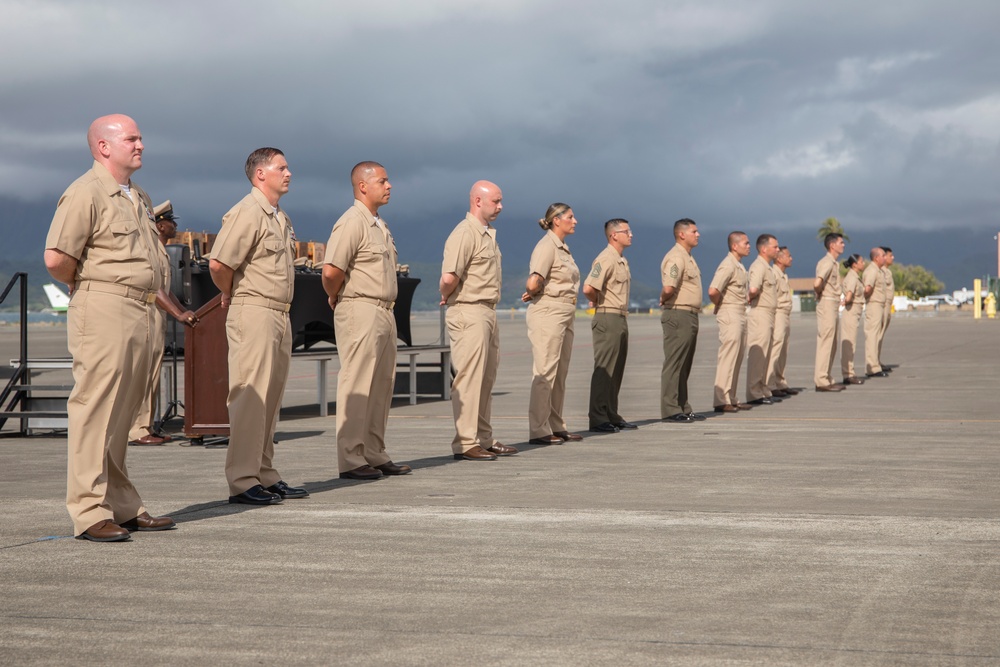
{"left": 184, "top": 294, "right": 230, "bottom": 437}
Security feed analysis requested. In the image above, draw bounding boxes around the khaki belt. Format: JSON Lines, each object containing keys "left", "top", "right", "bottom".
{"left": 665, "top": 305, "right": 700, "bottom": 313}
{"left": 230, "top": 296, "right": 291, "bottom": 312}
{"left": 540, "top": 294, "right": 578, "bottom": 305}
{"left": 594, "top": 306, "right": 626, "bottom": 314}
{"left": 453, "top": 300, "right": 497, "bottom": 309}
{"left": 76, "top": 280, "right": 157, "bottom": 304}
{"left": 821, "top": 296, "right": 841, "bottom": 301}
{"left": 341, "top": 296, "right": 395, "bottom": 310}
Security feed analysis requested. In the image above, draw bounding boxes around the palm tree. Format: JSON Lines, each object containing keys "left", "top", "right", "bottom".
{"left": 817, "top": 217, "right": 850, "bottom": 243}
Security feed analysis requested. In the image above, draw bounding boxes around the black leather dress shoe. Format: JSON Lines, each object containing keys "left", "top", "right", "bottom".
{"left": 843, "top": 376, "right": 865, "bottom": 385}
{"left": 266, "top": 480, "right": 310, "bottom": 499}
{"left": 339, "top": 465, "right": 384, "bottom": 480}
{"left": 686, "top": 412, "right": 707, "bottom": 421}
{"left": 782, "top": 388, "right": 800, "bottom": 395}
{"left": 229, "top": 484, "right": 283, "bottom": 505}
{"left": 613, "top": 421, "right": 638, "bottom": 430}
{"left": 866, "top": 371, "right": 889, "bottom": 378}
{"left": 770, "top": 389, "right": 789, "bottom": 397}
{"left": 663, "top": 413, "right": 694, "bottom": 423}
{"left": 589, "top": 422, "right": 620, "bottom": 433}
{"left": 375, "top": 461, "right": 412, "bottom": 476}
{"left": 749, "top": 397, "right": 774, "bottom": 405}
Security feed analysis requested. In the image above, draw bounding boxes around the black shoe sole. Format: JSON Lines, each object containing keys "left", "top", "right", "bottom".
{"left": 228, "top": 496, "right": 283, "bottom": 505}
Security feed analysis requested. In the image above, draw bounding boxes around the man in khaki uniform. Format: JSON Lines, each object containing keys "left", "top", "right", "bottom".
{"left": 862, "top": 247, "right": 888, "bottom": 377}
{"left": 708, "top": 232, "right": 752, "bottom": 412}
{"left": 767, "top": 246, "right": 798, "bottom": 397}
{"left": 210, "top": 148, "right": 308, "bottom": 505}
{"left": 879, "top": 246, "right": 895, "bottom": 370}
{"left": 440, "top": 181, "right": 518, "bottom": 461}
{"left": 746, "top": 234, "right": 780, "bottom": 405}
{"left": 44, "top": 114, "right": 176, "bottom": 541}
{"left": 322, "top": 162, "right": 411, "bottom": 481}
{"left": 583, "top": 218, "right": 635, "bottom": 433}
{"left": 814, "top": 233, "right": 846, "bottom": 391}
{"left": 659, "top": 218, "right": 703, "bottom": 423}
{"left": 128, "top": 201, "right": 198, "bottom": 446}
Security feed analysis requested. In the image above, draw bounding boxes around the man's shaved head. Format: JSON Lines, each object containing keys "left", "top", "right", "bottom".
{"left": 469, "top": 180, "right": 503, "bottom": 224}
{"left": 87, "top": 114, "right": 135, "bottom": 158}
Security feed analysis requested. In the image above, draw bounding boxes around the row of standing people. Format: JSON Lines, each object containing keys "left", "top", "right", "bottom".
{"left": 43, "top": 114, "right": 896, "bottom": 543}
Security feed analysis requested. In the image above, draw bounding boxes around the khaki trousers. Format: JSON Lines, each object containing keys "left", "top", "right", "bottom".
{"left": 225, "top": 303, "right": 290, "bottom": 495}
{"left": 446, "top": 303, "right": 499, "bottom": 453}
{"left": 864, "top": 301, "right": 884, "bottom": 374}
{"left": 767, "top": 309, "right": 790, "bottom": 391}
{"left": 65, "top": 290, "right": 153, "bottom": 535}
{"left": 589, "top": 312, "right": 628, "bottom": 427}
{"left": 526, "top": 300, "right": 575, "bottom": 438}
{"left": 745, "top": 306, "right": 775, "bottom": 401}
{"left": 660, "top": 309, "right": 698, "bottom": 418}
{"left": 334, "top": 300, "right": 395, "bottom": 472}
{"left": 713, "top": 306, "right": 746, "bottom": 407}
{"left": 879, "top": 302, "right": 892, "bottom": 363}
{"left": 840, "top": 302, "right": 863, "bottom": 378}
{"left": 814, "top": 298, "right": 840, "bottom": 386}
{"left": 129, "top": 307, "right": 165, "bottom": 441}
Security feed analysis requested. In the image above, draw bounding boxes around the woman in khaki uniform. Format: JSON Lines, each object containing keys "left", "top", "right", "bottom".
{"left": 840, "top": 253, "right": 866, "bottom": 385}
{"left": 522, "top": 203, "right": 582, "bottom": 444}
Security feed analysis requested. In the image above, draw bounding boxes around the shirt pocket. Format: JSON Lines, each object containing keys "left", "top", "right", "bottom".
{"left": 109, "top": 219, "right": 140, "bottom": 256}
{"left": 262, "top": 238, "right": 286, "bottom": 276}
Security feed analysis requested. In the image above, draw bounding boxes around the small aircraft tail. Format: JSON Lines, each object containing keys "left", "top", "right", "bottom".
{"left": 42, "top": 283, "right": 71, "bottom": 312}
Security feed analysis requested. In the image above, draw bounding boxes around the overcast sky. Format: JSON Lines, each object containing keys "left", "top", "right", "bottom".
{"left": 4, "top": 0, "right": 999, "bottom": 253}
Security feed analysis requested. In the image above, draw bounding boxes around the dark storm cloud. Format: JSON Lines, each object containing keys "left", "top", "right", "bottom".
{"left": 2, "top": 0, "right": 999, "bottom": 244}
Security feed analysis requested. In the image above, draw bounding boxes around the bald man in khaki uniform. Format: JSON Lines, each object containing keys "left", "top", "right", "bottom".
{"left": 746, "top": 234, "right": 780, "bottom": 405}
{"left": 44, "top": 114, "right": 175, "bottom": 541}
{"left": 322, "top": 162, "right": 411, "bottom": 481}
{"left": 584, "top": 219, "right": 634, "bottom": 433}
{"left": 659, "top": 218, "right": 703, "bottom": 423}
{"left": 440, "top": 181, "right": 518, "bottom": 461}
{"left": 709, "top": 232, "right": 751, "bottom": 412}
{"left": 523, "top": 203, "right": 582, "bottom": 444}
{"left": 862, "top": 247, "right": 888, "bottom": 377}
{"left": 210, "top": 148, "right": 308, "bottom": 505}
{"left": 128, "top": 201, "right": 198, "bottom": 446}
{"left": 767, "top": 246, "right": 797, "bottom": 397}
{"left": 814, "top": 233, "right": 846, "bottom": 391}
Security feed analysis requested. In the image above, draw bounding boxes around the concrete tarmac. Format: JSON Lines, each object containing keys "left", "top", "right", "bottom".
{"left": 1, "top": 310, "right": 998, "bottom": 665}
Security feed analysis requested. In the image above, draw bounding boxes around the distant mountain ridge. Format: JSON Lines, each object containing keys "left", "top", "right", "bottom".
{"left": 2, "top": 195, "right": 993, "bottom": 309}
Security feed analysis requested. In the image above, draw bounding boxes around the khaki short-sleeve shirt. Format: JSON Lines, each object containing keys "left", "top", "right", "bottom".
{"left": 660, "top": 243, "right": 702, "bottom": 309}
{"left": 862, "top": 263, "right": 885, "bottom": 303}
{"left": 212, "top": 188, "right": 295, "bottom": 304}
{"left": 709, "top": 253, "right": 747, "bottom": 308}
{"left": 528, "top": 230, "right": 579, "bottom": 302}
{"left": 843, "top": 269, "right": 864, "bottom": 305}
{"left": 45, "top": 161, "right": 162, "bottom": 290}
{"left": 882, "top": 267, "right": 895, "bottom": 305}
{"left": 584, "top": 244, "right": 630, "bottom": 311}
{"left": 815, "top": 253, "right": 842, "bottom": 299}
{"left": 773, "top": 267, "right": 792, "bottom": 313}
{"left": 748, "top": 256, "right": 778, "bottom": 311}
{"left": 323, "top": 200, "right": 398, "bottom": 302}
{"left": 442, "top": 213, "right": 502, "bottom": 305}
